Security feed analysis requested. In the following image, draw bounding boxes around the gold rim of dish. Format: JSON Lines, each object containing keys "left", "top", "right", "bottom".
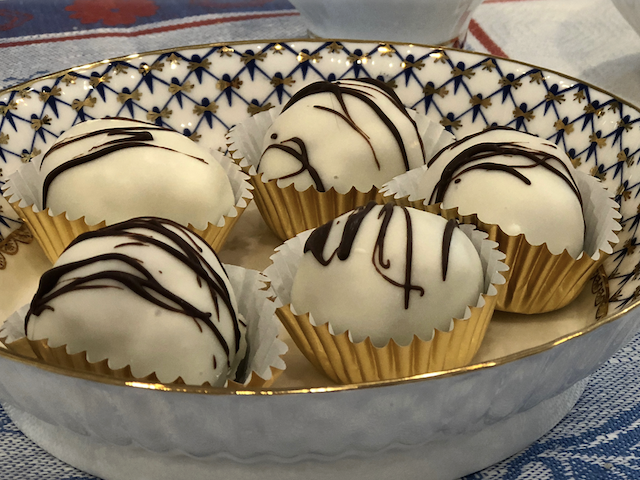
{"left": 1, "top": 37, "right": 637, "bottom": 396}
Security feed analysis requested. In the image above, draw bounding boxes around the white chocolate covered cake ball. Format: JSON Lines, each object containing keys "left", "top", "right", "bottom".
{"left": 290, "top": 202, "right": 484, "bottom": 347}
{"left": 25, "top": 217, "right": 246, "bottom": 386}
{"left": 259, "top": 78, "right": 427, "bottom": 193}
{"left": 38, "top": 117, "right": 235, "bottom": 229}
{"left": 415, "top": 126, "right": 585, "bottom": 256}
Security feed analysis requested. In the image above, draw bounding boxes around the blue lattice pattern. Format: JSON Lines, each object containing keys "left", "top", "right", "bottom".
{"left": 0, "top": 40, "right": 637, "bottom": 311}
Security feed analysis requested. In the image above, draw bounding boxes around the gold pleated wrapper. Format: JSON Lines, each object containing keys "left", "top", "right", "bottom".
{"left": 265, "top": 226, "right": 508, "bottom": 384}
{"left": 380, "top": 169, "right": 621, "bottom": 314}
{"left": 248, "top": 173, "right": 381, "bottom": 241}
{"left": 1, "top": 267, "right": 288, "bottom": 389}
{"left": 226, "top": 103, "right": 455, "bottom": 241}
{"left": 3, "top": 153, "right": 253, "bottom": 264}
{"left": 0, "top": 337, "right": 281, "bottom": 389}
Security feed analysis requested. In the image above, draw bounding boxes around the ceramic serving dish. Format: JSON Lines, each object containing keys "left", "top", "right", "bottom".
{"left": 0, "top": 39, "right": 639, "bottom": 480}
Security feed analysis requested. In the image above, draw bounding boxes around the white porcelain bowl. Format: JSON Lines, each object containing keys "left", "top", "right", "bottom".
{"left": 0, "top": 39, "right": 638, "bottom": 480}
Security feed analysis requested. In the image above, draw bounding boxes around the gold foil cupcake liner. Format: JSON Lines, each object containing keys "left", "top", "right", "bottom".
{"left": 226, "top": 104, "right": 454, "bottom": 241}
{"left": 3, "top": 153, "right": 253, "bottom": 264}
{"left": 1, "top": 267, "right": 287, "bottom": 389}
{"left": 264, "top": 225, "right": 508, "bottom": 384}
{"left": 248, "top": 174, "right": 380, "bottom": 240}
{"left": 381, "top": 168, "right": 621, "bottom": 314}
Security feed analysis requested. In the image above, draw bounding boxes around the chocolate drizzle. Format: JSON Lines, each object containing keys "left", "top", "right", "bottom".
{"left": 428, "top": 126, "right": 583, "bottom": 208}
{"left": 262, "top": 136, "right": 325, "bottom": 192}
{"left": 260, "top": 78, "right": 425, "bottom": 192}
{"left": 441, "top": 219, "right": 458, "bottom": 282}
{"left": 25, "top": 217, "right": 242, "bottom": 366}
{"left": 304, "top": 202, "right": 425, "bottom": 309}
{"left": 41, "top": 120, "right": 208, "bottom": 208}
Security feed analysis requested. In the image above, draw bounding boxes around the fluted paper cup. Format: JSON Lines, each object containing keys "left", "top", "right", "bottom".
{"left": 381, "top": 167, "right": 621, "bottom": 313}
{"left": 0, "top": 266, "right": 287, "bottom": 388}
{"left": 264, "top": 224, "right": 508, "bottom": 384}
{"left": 3, "top": 152, "right": 252, "bottom": 264}
{"left": 226, "top": 104, "right": 454, "bottom": 241}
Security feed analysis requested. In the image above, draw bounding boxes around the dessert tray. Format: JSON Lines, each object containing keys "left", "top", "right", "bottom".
{"left": 0, "top": 39, "right": 639, "bottom": 480}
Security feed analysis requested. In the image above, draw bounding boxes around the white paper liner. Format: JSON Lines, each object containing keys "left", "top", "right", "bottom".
{"left": 1, "top": 266, "right": 287, "bottom": 388}
{"left": 380, "top": 166, "right": 620, "bottom": 261}
{"left": 226, "top": 104, "right": 456, "bottom": 194}
{"left": 2, "top": 150, "right": 252, "bottom": 231}
{"left": 265, "top": 223, "right": 508, "bottom": 346}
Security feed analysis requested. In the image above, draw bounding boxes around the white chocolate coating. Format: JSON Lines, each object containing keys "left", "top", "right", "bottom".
{"left": 415, "top": 127, "right": 585, "bottom": 257}
{"left": 40, "top": 118, "right": 235, "bottom": 229}
{"left": 25, "top": 217, "right": 246, "bottom": 386}
{"left": 290, "top": 203, "right": 484, "bottom": 347}
{"left": 259, "top": 79, "right": 426, "bottom": 193}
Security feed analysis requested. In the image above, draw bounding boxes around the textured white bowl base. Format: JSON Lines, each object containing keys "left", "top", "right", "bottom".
{"left": 4, "top": 378, "right": 587, "bottom": 480}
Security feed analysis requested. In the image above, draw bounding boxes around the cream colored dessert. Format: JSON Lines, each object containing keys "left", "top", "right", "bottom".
{"left": 290, "top": 202, "right": 484, "bottom": 347}
{"left": 259, "top": 78, "right": 427, "bottom": 193}
{"left": 415, "top": 126, "right": 585, "bottom": 256}
{"left": 24, "top": 217, "right": 247, "bottom": 386}
{"left": 38, "top": 117, "right": 235, "bottom": 229}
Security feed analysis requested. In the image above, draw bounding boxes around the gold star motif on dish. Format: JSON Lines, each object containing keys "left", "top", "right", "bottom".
{"left": 188, "top": 58, "right": 212, "bottom": 71}
{"left": 114, "top": 64, "right": 128, "bottom": 75}
{"left": 617, "top": 119, "right": 633, "bottom": 132}
{"left": 545, "top": 92, "right": 565, "bottom": 104}
{"left": 451, "top": 66, "right": 474, "bottom": 79}
{"left": 39, "top": 86, "right": 62, "bottom": 102}
{"left": 377, "top": 44, "right": 395, "bottom": 57}
{"left": 499, "top": 76, "right": 522, "bottom": 89}
{"left": 193, "top": 101, "right": 219, "bottom": 116}
{"left": 30, "top": 116, "right": 51, "bottom": 131}
{"left": 147, "top": 108, "right": 172, "bottom": 122}
{"left": 569, "top": 154, "right": 581, "bottom": 168}
{"left": 219, "top": 46, "right": 234, "bottom": 57}
{"left": 529, "top": 71, "right": 544, "bottom": 84}
{"left": 618, "top": 150, "right": 635, "bottom": 167}
{"left": 168, "top": 81, "right": 194, "bottom": 95}
{"left": 513, "top": 107, "right": 534, "bottom": 121}
{"left": 60, "top": 73, "right": 77, "bottom": 85}
{"left": 89, "top": 74, "right": 111, "bottom": 87}
{"left": 241, "top": 51, "right": 267, "bottom": 64}
{"left": 328, "top": 42, "right": 344, "bottom": 54}
{"left": 217, "top": 77, "right": 243, "bottom": 91}
{"left": 401, "top": 59, "right": 424, "bottom": 70}
{"left": 470, "top": 95, "right": 491, "bottom": 108}
{"left": 554, "top": 119, "right": 574, "bottom": 134}
{"left": 297, "top": 52, "right": 322, "bottom": 63}
{"left": 589, "top": 132, "right": 606, "bottom": 148}
{"left": 270, "top": 76, "right": 295, "bottom": 87}
{"left": 481, "top": 59, "right": 496, "bottom": 72}
{"left": 71, "top": 97, "right": 96, "bottom": 111}
{"left": 117, "top": 89, "right": 142, "bottom": 103}
{"left": 248, "top": 103, "right": 274, "bottom": 116}
{"left": 138, "top": 62, "right": 164, "bottom": 75}
{"left": 440, "top": 117, "right": 462, "bottom": 130}
{"left": 584, "top": 103, "right": 604, "bottom": 117}
{"left": 423, "top": 85, "right": 448, "bottom": 97}
{"left": 431, "top": 51, "right": 448, "bottom": 63}
{"left": 20, "top": 148, "right": 41, "bottom": 163}
{"left": 590, "top": 165, "right": 606, "bottom": 181}
{"left": 0, "top": 101, "right": 18, "bottom": 116}
{"left": 608, "top": 101, "right": 620, "bottom": 113}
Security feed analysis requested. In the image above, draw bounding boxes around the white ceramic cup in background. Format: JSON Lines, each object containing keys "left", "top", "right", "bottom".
{"left": 288, "top": 0, "right": 485, "bottom": 47}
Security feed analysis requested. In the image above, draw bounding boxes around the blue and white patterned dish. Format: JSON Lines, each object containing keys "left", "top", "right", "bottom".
{"left": 0, "top": 40, "right": 639, "bottom": 480}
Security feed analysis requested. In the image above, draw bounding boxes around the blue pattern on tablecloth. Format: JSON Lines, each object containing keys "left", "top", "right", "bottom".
{"left": 0, "top": 0, "right": 295, "bottom": 37}
{"left": 1, "top": 330, "right": 639, "bottom": 480}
